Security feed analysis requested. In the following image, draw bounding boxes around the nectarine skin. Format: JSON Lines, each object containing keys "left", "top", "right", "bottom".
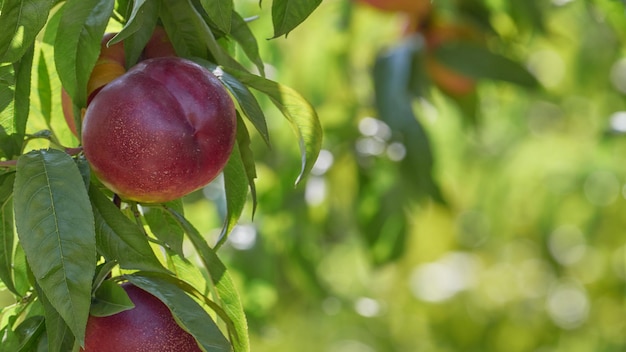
{"left": 82, "top": 57, "right": 236, "bottom": 203}
{"left": 82, "top": 283, "right": 201, "bottom": 352}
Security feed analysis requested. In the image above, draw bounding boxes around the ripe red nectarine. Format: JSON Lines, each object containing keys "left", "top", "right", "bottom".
{"left": 82, "top": 57, "right": 236, "bottom": 203}
{"left": 82, "top": 283, "right": 201, "bottom": 352}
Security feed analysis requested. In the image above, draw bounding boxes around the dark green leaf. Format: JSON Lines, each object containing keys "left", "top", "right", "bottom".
{"left": 0, "top": 324, "right": 20, "bottom": 352}
{"left": 35, "top": 283, "right": 75, "bottom": 352}
{"left": 374, "top": 43, "right": 444, "bottom": 202}
{"left": 144, "top": 199, "right": 185, "bottom": 257}
{"left": 165, "top": 208, "right": 250, "bottom": 352}
{"left": 37, "top": 51, "right": 52, "bottom": 128}
{"left": 14, "top": 149, "right": 96, "bottom": 345}
{"left": 109, "top": 0, "right": 160, "bottom": 68}
{"left": 0, "top": 172, "right": 16, "bottom": 295}
{"left": 199, "top": 0, "right": 233, "bottom": 34}
{"left": 218, "top": 141, "right": 249, "bottom": 247}
{"left": 434, "top": 42, "right": 540, "bottom": 88}
{"left": 90, "top": 280, "right": 134, "bottom": 317}
{"left": 0, "top": 0, "right": 55, "bottom": 63}
{"left": 161, "top": 0, "right": 242, "bottom": 69}
{"left": 89, "top": 184, "right": 168, "bottom": 274}
{"left": 271, "top": 0, "right": 322, "bottom": 38}
{"left": 13, "top": 45, "right": 34, "bottom": 137}
{"left": 12, "top": 243, "right": 29, "bottom": 296}
{"left": 226, "top": 67, "right": 322, "bottom": 185}
{"left": 230, "top": 12, "right": 264, "bottom": 76}
{"left": 235, "top": 114, "right": 257, "bottom": 217}
{"left": 55, "top": 0, "right": 115, "bottom": 109}
{"left": 15, "top": 316, "right": 45, "bottom": 352}
{"left": 196, "top": 60, "right": 269, "bottom": 145}
{"left": 126, "top": 273, "right": 231, "bottom": 352}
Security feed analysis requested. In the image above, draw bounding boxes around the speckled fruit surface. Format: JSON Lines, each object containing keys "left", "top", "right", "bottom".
{"left": 82, "top": 283, "right": 201, "bottom": 352}
{"left": 82, "top": 57, "right": 236, "bottom": 203}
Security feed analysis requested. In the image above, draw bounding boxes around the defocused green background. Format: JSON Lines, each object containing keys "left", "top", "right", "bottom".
{"left": 6, "top": 0, "right": 626, "bottom": 350}
{"left": 192, "top": 1, "right": 626, "bottom": 351}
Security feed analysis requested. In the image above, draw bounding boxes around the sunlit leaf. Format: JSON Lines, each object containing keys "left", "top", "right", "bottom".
{"left": 13, "top": 45, "right": 33, "bottom": 138}
{"left": 0, "top": 172, "right": 16, "bottom": 295}
{"left": 218, "top": 141, "right": 249, "bottom": 247}
{"left": 197, "top": 60, "right": 269, "bottom": 145}
{"left": 89, "top": 185, "right": 169, "bottom": 274}
{"left": 55, "top": 0, "right": 115, "bottom": 109}
{"left": 199, "top": 0, "right": 233, "bottom": 34}
{"left": 126, "top": 273, "right": 231, "bottom": 352}
{"left": 36, "top": 51, "right": 52, "bottom": 128}
{"left": 271, "top": 0, "right": 322, "bottom": 38}
{"left": 0, "top": 0, "right": 55, "bottom": 63}
{"left": 14, "top": 149, "right": 96, "bottom": 345}
{"left": 226, "top": 67, "right": 322, "bottom": 184}
{"left": 165, "top": 208, "right": 250, "bottom": 352}
{"left": 144, "top": 199, "right": 185, "bottom": 257}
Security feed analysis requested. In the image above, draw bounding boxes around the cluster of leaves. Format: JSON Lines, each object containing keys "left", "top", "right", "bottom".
{"left": 358, "top": 0, "right": 544, "bottom": 265}
{"left": 0, "top": 0, "right": 322, "bottom": 351}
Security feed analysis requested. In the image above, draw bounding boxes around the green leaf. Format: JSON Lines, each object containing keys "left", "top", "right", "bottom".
{"left": 55, "top": 0, "right": 115, "bottom": 109}
{"left": 36, "top": 51, "right": 52, "bottom": 128}
{"left": 225, "top": 67, "right": 322, "bottom": 185}
{"left": 0, "top": 172, "right": 16, "bottom": 295}
{"left": 235, "top": 114, "right": 258, "bottom": 217}
{"left": 271, "top": 0, "right": 322, "bottom": 38}
{"left": 12, "top": 243, "right": 29, "bottom": 296}
{"left": 13, "top": 44, "right": 33, "bottom": 137}
{"left": 14, "top": 315, "right": 45, "bottom": 352}
{"left": 434, "top": 42, "right": 540, "bottom": 88}
{"left": 199, "top": 0, "right": 233, "bottom": 34}
{"left": 35, "top": 283, "right": 75, "bottom": 352}
{"left": 0, "top": 0, "right": 55, "bottom": 63}
{"left": 90, "top": 280, "right": 134, "bottom": 317}
{"left": 197, "top": 60, "right": 269, "bottom": 145}
{"left": 89, "top": 184, "right": 168, "bottom": 274}
{"left": 374, "top": 42, "right": 444, "bottom": 202}
{"left": 218, "top": 141, "right": 249, "bottom": 248}
{"left": 125, "top": 273, "right": 232, "bottom": 352}
{"left": 109, "top": 0, "right": 160, "bottom": 68}
{"left": 230, "top": 12, "right": 264, "bottom": 76}
{"left": 165, "top": 208, "right": 250, "bottom": 352}
{"left": 144, "top": 200, "right": 185, "bottom": 257}
{"left": 13, "top": 149, "right": 96, "bottom": 345}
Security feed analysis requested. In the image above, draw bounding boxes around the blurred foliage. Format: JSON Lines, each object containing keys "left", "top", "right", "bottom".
{"left": 4, "top": 0, "right": 626, "bottom": 350}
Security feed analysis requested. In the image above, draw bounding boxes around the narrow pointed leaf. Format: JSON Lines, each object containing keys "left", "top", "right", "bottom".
{"left": 35, "top": 283, "right": 75, "bottom": 352}
{"left": 0, "top": 0, "right": 55, "bottom": 63}
{"left": 165, "top": 208, "right": 250, "bottom": 352}
{"left": 196, "top": 60, "right": 269, "bottom": 145}
{"left": 55, "top": 0, "right": 115, "bottom": 109}
{"left": 230, "top": 12, "right": 265, "bottom": 76}
{"left": 90, "top": 280, "right": 134, "bottom": 317}
{"left": 89, "top": 185, "right": 168, "bottom": 274}
{"left": 14, "top": 149, "right": 96, "bottom": 345}
{"left": 225, "top": 67, "right": 322, "bottom": 184}
{"left": 435, "top": 42, "right": 539, "bottom": 88}
{"left": 271, "top": 0, "right": 322, "bottom": 38}
{"left": 0, "top": 172, "right": 16, "bottom": 295}
{"left": 13, "top": 45, "right": 33, "bottom": 137}
{"left": 126, "top": 274, "right": 231, "bottom": 352}
{"left": 199, "top": 0, "right": 233, "bottom": 34}
{"left": 37, "top": 51, "right": 52, "bottom": 127}
{"left": 218, "top": 141, "right": 248, "bottom": 247}
{"left": 108, "top": 0, "right": 160, "bottom": 68}
{"left": 144, "top": 199, "right": 185, "bottom": 258}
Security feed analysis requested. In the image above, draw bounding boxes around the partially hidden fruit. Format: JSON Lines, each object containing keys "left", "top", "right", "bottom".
{"left": 82, "top": 283, "right": 201, "bottom": 352}
{"left": 142, "top": 26, "right": 177, "bottom": 59}
{"left": 62, "top": 33, "right": 127, "bottom": 136}
{"left": 82, "top": 57, "right": 236, "bottom": 203}
{"left": 356, "top": 0, "right": 431, "bottom": 15}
